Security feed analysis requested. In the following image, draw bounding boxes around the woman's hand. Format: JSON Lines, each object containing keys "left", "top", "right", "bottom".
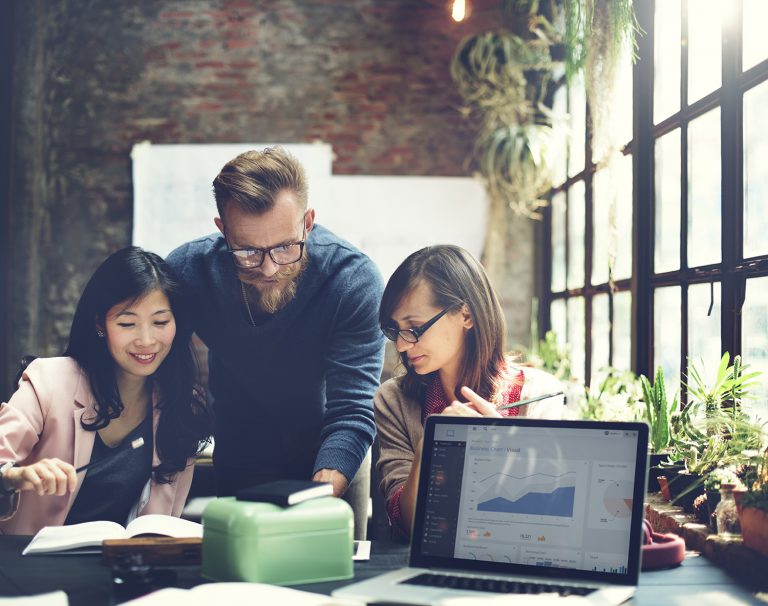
{"left": 441, "top": 386, "right": 503, "bottom": 418}
{"left": 3, "top": 459, "right": 77, "bottom": 496}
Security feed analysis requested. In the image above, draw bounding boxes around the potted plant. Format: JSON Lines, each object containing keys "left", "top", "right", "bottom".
{"left": 667, "top": 354, "right": 764, "bottom": 512}
{"left": 739, "top": 449, "right": 768, "bottom": 557}
{"left": 639, "top": 366, "right": 677, "bottom": 491}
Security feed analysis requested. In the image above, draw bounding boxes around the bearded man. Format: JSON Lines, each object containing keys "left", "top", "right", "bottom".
{"left": 167, "top": 147, "right": 384, "bottom": 538}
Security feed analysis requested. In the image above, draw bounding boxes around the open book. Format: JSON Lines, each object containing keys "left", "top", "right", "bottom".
{"left": 22, "top": 514, "right": 202, "bottom": 555}
{"left": 121, "top": 583, "right": 365, "bottom": 605}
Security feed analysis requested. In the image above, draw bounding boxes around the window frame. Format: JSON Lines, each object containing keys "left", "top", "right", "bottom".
{"left": 542, "top": 0, "right": 768, "bottom": 397}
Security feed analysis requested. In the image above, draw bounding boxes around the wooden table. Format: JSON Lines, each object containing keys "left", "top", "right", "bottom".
{"left": 0, "top": 536, "right": 763, "bottom": 605}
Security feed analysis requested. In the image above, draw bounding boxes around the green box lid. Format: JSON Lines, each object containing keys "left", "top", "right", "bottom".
{"left": 202, "top": 496, "right": 352, "bottom": 537}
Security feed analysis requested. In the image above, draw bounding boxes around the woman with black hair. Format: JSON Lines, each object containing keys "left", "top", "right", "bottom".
{"left": 0, "top": 247, "right": 212, "bottom": 534}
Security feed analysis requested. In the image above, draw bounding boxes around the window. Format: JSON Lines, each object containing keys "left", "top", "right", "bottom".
{"left": 543, "top": 0, "right": 768, "bottom": 418}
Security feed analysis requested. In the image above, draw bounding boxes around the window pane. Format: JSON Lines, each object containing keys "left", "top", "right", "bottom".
{"left": 551, "top": 299, "right": 567, "bottom": 347}
{"left": 567, "top": 181, "right": 585, "bottom": 289}
{"left": 687, "top": 0, "right": 722, "bottom": 103}
{"left": 744, "top": 80, "right": 768, "bottom": 258}
{"left": 743, "top": 0, "right": 768, "bottom": 71}
{"left": 687, "top": 281, "right": 721, "bottom": 388}
{"left": 613, "top": 290, "right": 632, "bottom": 371}
{"left": 654, "top": 0, "right": 681, "bottom": 124}
{"left": 613, "top": 153, "right": 633, "bottom": 280}
{"left": 592, "top": 169, "right": 610, "bottom": 286}
{"left": 613, "top": 41, "right": 634, "bottom": 149}
{"left": 568, "top": 75, "right": 586, "bottom": 177}
{"left": 742, "top": 276, "right": 768, "bottom": 421}
{"left": 551, "top": 191, "right": 567, "bottom": 292}
{"left": 590, "top": 154, "right": 632, "bottom": 285}
{"left": 551, "top": 85, "right": 568, "bottom": 186}
{"left": 654, "top": 286, "right": 681, "bottom": 398}
{"left": 654, "top": 129, "right": 681, "bottom": 273}
{"left": 592, "top": 294, "right": 610, "bottom": 384}
{"left": 688, "top": 108, "right": 721, "bottom": 267}
{"left": 567, "top": 296, "right": 585, "bottom": 383}
{"left": 595, "top": 40, "right": 634, "bottom": 163}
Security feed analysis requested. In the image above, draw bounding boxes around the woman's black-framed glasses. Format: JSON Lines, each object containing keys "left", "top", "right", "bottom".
{"left": 226, "top": 217, "right": 307, "bottom": 269}
{"left": 382, "top": 308, "right": 451, "bottom": 344}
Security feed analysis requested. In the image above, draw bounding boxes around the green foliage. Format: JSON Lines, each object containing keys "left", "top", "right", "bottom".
{"left": 639, "top": 366, "right": 676, "bottom": 453}
{"left": 703, "top": 466, "right": 740, "bottom": 492}
{"left": 527, "top": 330, "right": 571, "bottom": 380}
{"left": 562, "top": 0, "right": 640, "bottom": 82}
{"left": 740, "top": 450, "right": 768, "bottom": 513}
{"left": 579, "top": 367, "right": 642, "bottom": 422}
{"left": 451, "top": 29, "right": 557, "bottom": 218}
{"left": 686, "top": 353, "right": 761, "bottom": 420}
{"left": 669, "top": 353, "right": 765, "bottom": 476}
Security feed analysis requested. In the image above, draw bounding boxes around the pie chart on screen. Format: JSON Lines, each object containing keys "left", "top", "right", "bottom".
{"left": 603, "top": 480, "right": 633, "bottom": 518}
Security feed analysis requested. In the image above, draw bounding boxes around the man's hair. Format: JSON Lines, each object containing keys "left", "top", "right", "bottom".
{"left": 212, "top": 146, "right": 308, "bottom": 217}
{"left": 379, "top": 245, "right": 508, "bottom": 403}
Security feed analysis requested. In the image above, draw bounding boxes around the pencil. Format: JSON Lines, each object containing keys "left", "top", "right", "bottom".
{"left": 497, "top": 392, "right": 564, "bottom": 411}
{"left": 75, "top": 437, "right": 145, "bottom": 473}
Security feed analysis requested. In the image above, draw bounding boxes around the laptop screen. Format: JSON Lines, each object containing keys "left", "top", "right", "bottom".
{"left": 410, "top": 417, "right": 648, "bottom": 585}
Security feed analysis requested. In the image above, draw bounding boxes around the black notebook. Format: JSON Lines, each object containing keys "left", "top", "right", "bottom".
{"left": 236, "top": 480, "right": 334, "bottom": 506}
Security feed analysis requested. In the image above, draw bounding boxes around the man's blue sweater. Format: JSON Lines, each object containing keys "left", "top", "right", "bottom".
{"left": 167, "top": 224, "right": 385, "bottom": 493}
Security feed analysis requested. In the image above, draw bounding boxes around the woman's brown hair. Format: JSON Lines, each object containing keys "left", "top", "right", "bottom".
{"left": 379, "top": 245, "right": 508, "bottom": 403}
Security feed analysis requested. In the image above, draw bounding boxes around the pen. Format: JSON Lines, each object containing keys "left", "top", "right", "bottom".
{"left": 497, "top": 392, "right": 564, "bottom": 411}
{"left": 75, "top": 437, "right": 145, "bottom": 473}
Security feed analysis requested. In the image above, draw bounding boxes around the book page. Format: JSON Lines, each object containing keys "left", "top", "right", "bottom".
{"left": 22, "top": 521, "right": 127, "bottom": 555}
{"left": 121, "top": 584, "right": 364, "bottom": 605}
{"left": 125, "top": 514, "right": 202, "bottom": 538}
{"left": 0, "top": 591, "right": 69, "bottom": 604}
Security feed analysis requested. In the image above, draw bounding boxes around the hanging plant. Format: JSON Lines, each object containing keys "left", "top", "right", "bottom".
{"left": 451, "top": 28, "right": 558, "bottom": 220}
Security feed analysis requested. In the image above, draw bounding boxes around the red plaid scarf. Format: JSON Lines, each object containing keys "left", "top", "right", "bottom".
{"left": 421, "top": 369, "right": 525, "bottom": 422}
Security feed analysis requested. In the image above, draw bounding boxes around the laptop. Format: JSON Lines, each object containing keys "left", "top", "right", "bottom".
{"left": 334, "top": 416, "right": 649, "bottom": 605}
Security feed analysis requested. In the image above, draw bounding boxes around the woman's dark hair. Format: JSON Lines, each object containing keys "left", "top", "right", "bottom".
{"left": 64, "top": 246, "right": 211, "bottom": 483}
{"left": 379, "top": 245, "right": 508, "bottom": 403}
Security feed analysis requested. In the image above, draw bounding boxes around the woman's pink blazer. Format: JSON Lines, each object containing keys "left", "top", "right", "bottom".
{"left": 0, "top": 357, "right": 194, "bottom": 535}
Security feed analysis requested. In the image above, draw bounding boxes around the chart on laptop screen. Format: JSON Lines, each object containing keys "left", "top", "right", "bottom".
{"left": 420, "top": 423, "right": 638, "bottom": 574}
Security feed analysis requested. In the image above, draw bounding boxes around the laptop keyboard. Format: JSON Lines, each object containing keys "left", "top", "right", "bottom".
{"left": 402, "top": 572, "right": 597, "bottom": 597}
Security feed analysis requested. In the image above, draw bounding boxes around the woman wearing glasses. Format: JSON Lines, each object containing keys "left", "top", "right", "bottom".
{"left": 0, "top": 247, "right": 212, "bottom": 534}
{"left": 375, "top": 245, "right": 563, "bottom": 537}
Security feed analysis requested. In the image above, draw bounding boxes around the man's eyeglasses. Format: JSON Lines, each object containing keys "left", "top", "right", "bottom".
{"left": 382, "top": 307, "right": 451, "bottom": 344}
{"left": 226, "top": 217, "right": 307, "bottom": 269}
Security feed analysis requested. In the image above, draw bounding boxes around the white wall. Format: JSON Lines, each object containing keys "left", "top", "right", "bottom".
{"left": 131, "top": 142, "right": 489, "bottom": 280}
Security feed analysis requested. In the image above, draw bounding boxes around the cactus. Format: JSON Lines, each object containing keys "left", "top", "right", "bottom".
{"left": 640, "top": 366, "right": 675, "bottom": 453}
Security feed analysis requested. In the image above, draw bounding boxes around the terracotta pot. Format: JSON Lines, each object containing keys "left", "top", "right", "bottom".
{"left": 740, "top": 507, "right": 768, "bottom": 558}
{"left": 647, "top": 453, "right": 670, "bottom": 493}
{"left": 733, "top": 487, "right": 747, "bottom": 515}
{"left": 658, "top": 476, "right": 671, "bottom": 501}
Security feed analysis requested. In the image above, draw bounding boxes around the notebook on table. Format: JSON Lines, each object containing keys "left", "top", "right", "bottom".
{"left": 333, "top": 416, "right": 649, "bottom": 605}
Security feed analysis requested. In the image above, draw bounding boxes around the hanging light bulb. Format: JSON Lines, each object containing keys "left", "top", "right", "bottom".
{"left": 451, "top": 0, "right": 466, "bottom": 22}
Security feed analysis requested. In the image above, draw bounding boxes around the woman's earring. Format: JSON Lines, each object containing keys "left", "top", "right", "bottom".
{"left": 96, "top": 329, "right": 105, "bottom": 338}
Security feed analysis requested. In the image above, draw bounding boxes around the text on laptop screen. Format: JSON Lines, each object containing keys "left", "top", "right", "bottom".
{"left": 417, "top": 422, "right": 640, "bottom": 575}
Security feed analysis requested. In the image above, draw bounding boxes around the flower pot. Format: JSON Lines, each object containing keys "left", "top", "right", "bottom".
{"left": 740, "top": 507, "right": 768, "bottom": 558}
{"left": 658, "top": 476, "right": 671, "bottom": 501}
{"left": 647, "top": 453, "right": 670, "bottom": 493}
{"left": 733, "top": 487, "right": 747, "bottom": 515}
{"left": 668, "top": 472, "right": 704, "bottom": 513}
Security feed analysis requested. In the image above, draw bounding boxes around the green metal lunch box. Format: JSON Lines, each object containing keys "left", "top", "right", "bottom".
{"left": 201, "top": 496, "right": 354, "bottom": 585}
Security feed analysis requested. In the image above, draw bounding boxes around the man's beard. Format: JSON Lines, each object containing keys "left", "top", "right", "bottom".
{"left": 239, "top": 257, "right": 307, "bottom": 315}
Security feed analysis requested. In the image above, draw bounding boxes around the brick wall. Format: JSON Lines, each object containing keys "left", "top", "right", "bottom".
{"left": 5, "top": 0, "right": 531, "bottom": 391}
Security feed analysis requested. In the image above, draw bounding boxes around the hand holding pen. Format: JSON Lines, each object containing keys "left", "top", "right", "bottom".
{"left": 442, "top": 388, "right": 564, "bottom": 418}
{"left": 1, "top": 437, "right": 144, "bottom": 497}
